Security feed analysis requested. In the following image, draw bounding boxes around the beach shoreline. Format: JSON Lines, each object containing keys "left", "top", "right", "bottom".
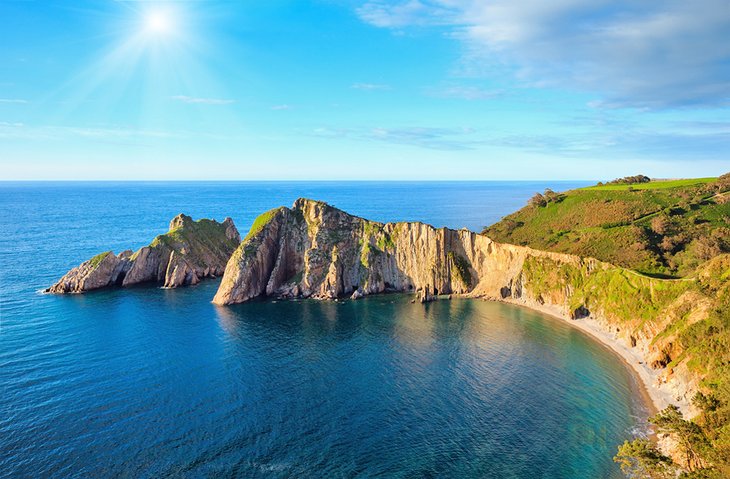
{"left": 483, "top": 296, "right": 691, "bottom": 418}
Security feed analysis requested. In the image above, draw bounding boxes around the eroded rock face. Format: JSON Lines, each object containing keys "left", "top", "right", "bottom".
{"left": 47, "top": 214, "right": 240, "bottom": 293}
{"left": 212, "top": 198, "right": 586, "bottom": 306}
{"left": 213, "top": 198, "right": 729, "bottom": 414}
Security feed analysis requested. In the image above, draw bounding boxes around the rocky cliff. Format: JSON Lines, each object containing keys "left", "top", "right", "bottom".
{"left": 214, "top": 199, "right": 729, "bottom": 410}
{"left": 214, "top": 198, "right": 599, "bottom": 306}
{"left": 47, "top": 214, "right": 240, "bottom": 293}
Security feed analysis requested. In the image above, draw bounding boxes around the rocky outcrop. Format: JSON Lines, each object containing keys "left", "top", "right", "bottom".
{"left": 47, "top": 214, "right": 240, "bottom": 293}
{"left": 213, "top": 199, "right": 728, "bottom": 412}
{"left": 213, "top": 198, "right": 598, "bottom": 306}
{"left": 213, "top": 199, "right": 480, "bottom": 305}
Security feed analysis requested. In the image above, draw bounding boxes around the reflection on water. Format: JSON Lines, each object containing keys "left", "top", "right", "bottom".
{"left": 3, "top": 280, "right": 648, "bottom": 478}
{"left": 4, "top": 181, "right": 615, "bottom": 478}
{"left": 210, "top": 294, "right": 648, "bottom": 478}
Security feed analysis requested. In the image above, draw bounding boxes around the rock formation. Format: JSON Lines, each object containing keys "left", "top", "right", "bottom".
{"left": 213, "top": 198, "right": 479, "bottom": 305}
{"left": 213, "top": 198, "right": 597, "bottom": 307}
{"left": 47, "top": 214, "right": 240, "bottom": 293}
{"left": 213, "top": 198, "right": 729, "bottom": 411}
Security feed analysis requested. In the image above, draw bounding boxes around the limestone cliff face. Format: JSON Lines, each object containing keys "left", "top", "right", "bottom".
{"left": 48, "top": 214, "right": 240, "bottom": 293}
{"left": 214, "top": 199, "right": 477, "bottom": 304}
{"left": 214, "top": 198, "right": 593, "bottom": 306}
{"left": 214, "top": 198, "right": 725, "bottom": 409}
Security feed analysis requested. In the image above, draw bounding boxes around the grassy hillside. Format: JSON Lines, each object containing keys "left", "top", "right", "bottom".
{"left": 483, "top": 174, "right": 730, "bottom": 476}
{"left": 483, "top": 174, "right": 730, "bottom": 277}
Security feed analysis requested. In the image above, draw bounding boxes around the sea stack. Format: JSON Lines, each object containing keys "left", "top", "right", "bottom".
{"left": 47, "top": 214, "right": 240, "bottom": 293}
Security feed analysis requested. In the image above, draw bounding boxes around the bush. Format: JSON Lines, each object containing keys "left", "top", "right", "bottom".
{"left": 609, "top": 174, "right": 651, "bottom": 185}
{"left": 651, "top": 215, "right": 671, "bottom": 235}
{"left": 528, "top": 192, "right": 547, "bottom": 207}
{"left": 614, "top": 439, "right": 675, "bottom": 478}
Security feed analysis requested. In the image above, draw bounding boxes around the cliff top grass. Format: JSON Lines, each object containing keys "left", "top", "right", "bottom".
{"left": 583, "top": 177, "right": 717, "bottom": 191}
{"left": 484, "top": 174, "right": 730, "bottom": 277}
{"left": 243, "top": 208, "right": 282, "bottom": 242}
{"left": 89, "top": 251, "right": 111, "bottom": 268}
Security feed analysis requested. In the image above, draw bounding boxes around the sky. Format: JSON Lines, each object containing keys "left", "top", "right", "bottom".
{"left": 0, "top": 0, "right": 728, "bottom": 180}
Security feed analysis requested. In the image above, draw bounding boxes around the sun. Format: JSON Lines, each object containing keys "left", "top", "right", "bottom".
{"left": 144, "top": 10, "right": 173, "bottom": 35}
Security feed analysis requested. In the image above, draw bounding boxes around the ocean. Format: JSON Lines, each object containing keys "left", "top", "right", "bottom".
{"left": 0, "top": 181, "right": 648, "bottom": 478}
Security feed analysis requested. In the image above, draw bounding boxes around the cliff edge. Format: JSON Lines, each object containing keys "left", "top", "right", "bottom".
{"left": 214, "top": 199, "right": 730, "bottom": 417}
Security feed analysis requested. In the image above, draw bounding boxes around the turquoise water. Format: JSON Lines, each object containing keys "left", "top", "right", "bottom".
{"left": 0, "top": 182, "right": 647, "bottom": 478}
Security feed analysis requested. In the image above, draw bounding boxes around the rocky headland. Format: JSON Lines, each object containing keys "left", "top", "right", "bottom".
{"left": 45, "top": 188, "right": 729, "bottom": 474}
{"left": 214, "top": 198, "right": 730, "bottom": 420}
{"left": 47, "top": 214, "right": 240, "bottom": 293}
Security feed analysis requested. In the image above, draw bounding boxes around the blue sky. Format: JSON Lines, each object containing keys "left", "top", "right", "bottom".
{"left": 0, "top": 0, "right": 728, "bottom": 180}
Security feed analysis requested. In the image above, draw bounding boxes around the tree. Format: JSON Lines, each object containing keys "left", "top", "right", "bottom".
{"left": 651, "top": 405, "right": 708, "bottom": 472}
{"left": 691, "top": 236, "right": 723, "bottom": 261}
{"left": 614, "top": 439, "right": 676, "bottom": 478}
{"left": 608, "top": 174, "right": 651, "bottom": 185}
{"left": 651, "top": 215, "right": 671, "bottom": 235}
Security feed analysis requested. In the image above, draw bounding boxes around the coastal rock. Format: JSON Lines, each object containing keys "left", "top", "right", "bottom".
{"left": 47, "top": 214, "right": 240, "bottom": 293}
{"left": 418, "top": 285, "right": 435, "bottom": 303}
{"left": 213, "top": 198, "right": 580, "bottom": 306}
{"left": 212, "top": 199, "right": 728, "bottom": 421}
{"left": 214, "top": 199, "right": 477, "bottom": 304}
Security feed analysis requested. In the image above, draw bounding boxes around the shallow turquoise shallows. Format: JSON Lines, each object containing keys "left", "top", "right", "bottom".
{"left": 0, "top": 182, "right": 647, "bottom": 478}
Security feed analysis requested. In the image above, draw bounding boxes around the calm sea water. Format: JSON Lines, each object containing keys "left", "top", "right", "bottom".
{"left": 0, "top": 182, "right": 648, "bottom": 478}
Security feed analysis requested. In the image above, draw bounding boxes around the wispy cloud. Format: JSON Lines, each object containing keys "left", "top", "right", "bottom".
{"left": 0, "top": 124, "right": 175, "bottom": 141}
{"left": 311, "top": 121, "right": 730, "bottom": 159}
{"left": 171, "top": 95, "right": 235, "bottom": 105}
{"left": 271, "top": 104, "right": 293, "bottom": 110}
{"left": 314, "top": 126, "right": 477, "bottom": 150}
{"left": 357, "top": 0, "right": 730, "bottom": 109}
{"left": 351, "top": 83, "right": 392, "bottom": 91}
{"left": 425, "top": 85, "right": 505, "bottom": 100}
{"left": 0, "top": 98, "right": 28, "bottom": 104}
{"left": 357, "top": 1, "right": 458, "bottom": 28}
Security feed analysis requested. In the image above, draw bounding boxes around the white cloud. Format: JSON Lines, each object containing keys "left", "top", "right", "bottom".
{"left": 426, "top": 85, "right": 505, "bottom": 100}
{"left": 357, "top": 0, "right": 730, "bottom": 108}
{"left": 351, "top": 82, "right": 392, "bottom": 91}
{"left": 0, "top": 124, "right": 175, "bottom": 141}
{"left": 0, "top": 99, "right": 28, "bottom": 104}
{"left": 357, "top": 1, "right": 459, "bottom": 28}
{"left": 314, "top": 125, "right": 478, "bottom": 150}
{"left": 271, "top": 104, "right": 293, "bottom": 110}
{"left": 171, "top": 95, "right": 235, "bottom": 105}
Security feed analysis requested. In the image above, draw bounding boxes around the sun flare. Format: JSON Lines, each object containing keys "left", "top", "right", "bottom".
{"left": 144, "top": 10, "right": 173, "bottom": 35}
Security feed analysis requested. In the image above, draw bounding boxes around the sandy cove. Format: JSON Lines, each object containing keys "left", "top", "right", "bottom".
{"left": 490, "top": 295, "right": 692, "bottom": 417}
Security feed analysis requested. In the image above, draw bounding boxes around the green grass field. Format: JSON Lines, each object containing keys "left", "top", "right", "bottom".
{"left": 484, "top": 174, "right": 730, "bottom": 277}
{"left": 584, "top": 177, "right": 717, "bottom": 191}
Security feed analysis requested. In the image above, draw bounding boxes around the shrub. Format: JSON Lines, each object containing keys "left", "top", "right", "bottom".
{"left": 528, "top": 192, "right": 547, "bottom": 207}
{"left": 651, "top": 215, "right": 671, "bottom": 235}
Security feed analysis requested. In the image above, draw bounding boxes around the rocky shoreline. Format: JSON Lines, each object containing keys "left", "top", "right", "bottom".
{"left": 210, "top": 199, "right": 714, "bottom": 422}
{"left": 50, "top": 198, "right": 716, "bottom": 426}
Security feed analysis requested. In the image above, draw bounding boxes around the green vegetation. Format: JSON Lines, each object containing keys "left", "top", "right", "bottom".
{"left": 447, "top": 252, "right": 472, "bottom": 288}
{"left": 244, "top": 208, "right": 281, "bottom": 242}
{"left": 521, "top": 253, "right": 730, "bottom": 477}
{"left": 484, "top": 174, "right": 730, "bottom": 277}
{"left": 587, "top": 177, "right": 716, "bottom": 191}
{"left": 614, "top": 438, "right": 675, "bottom": 478}
{"left": 146, "top": 216, "right": 240, "bottom": 268}
{"left": 610, "top": 255, "right": 730, "bottom": 477}
{"left": 88, "top": 251, "right": 111, "bottom": 268}
{"left": 521, "top": 255, "right": 692, "bottom": 330}
{"left": 617, "top": 391, "right": 729, "bottom": 478}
